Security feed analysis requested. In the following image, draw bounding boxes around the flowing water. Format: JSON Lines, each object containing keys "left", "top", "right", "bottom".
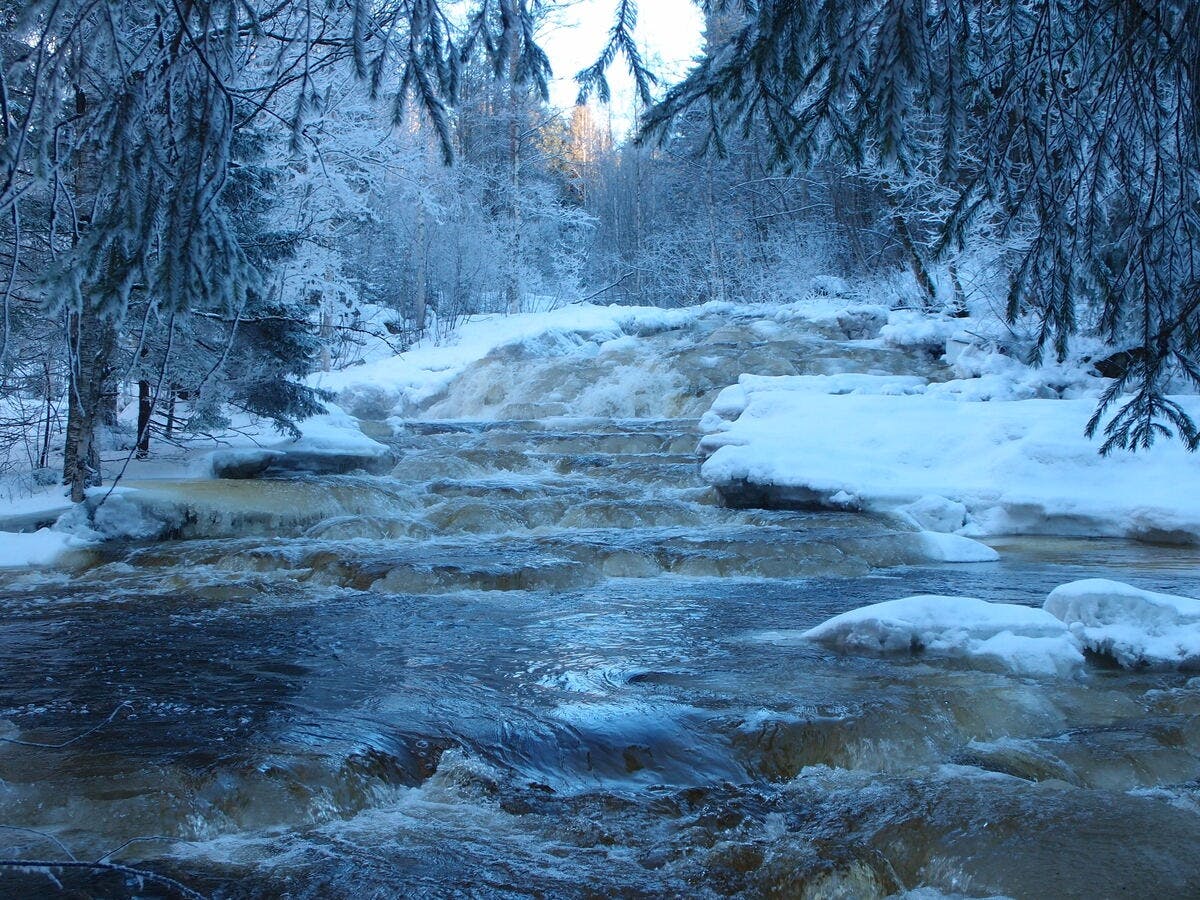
{"left": 2, "top": 309, "right": 1199, "bottom": 898}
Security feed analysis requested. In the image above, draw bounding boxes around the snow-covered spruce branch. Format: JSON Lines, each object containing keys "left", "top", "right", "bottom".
{"left": 633, "top": 0, "right": 1200, "bottom": 450}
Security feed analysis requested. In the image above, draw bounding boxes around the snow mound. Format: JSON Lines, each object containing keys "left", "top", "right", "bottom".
{"left": 899, "top": 495, "right": 968, "bottom": 533}
{"left": 1044, "top": 579, "right": 1200, "bottom": 670}
{"left": 272, "top": 408, "right": 393, "bottom": 473}
{"left": 0, "top": 528, "right": 82, "bottom": 568}
{"left": 804, "top": 595, "right": 1083, "bottom": 677}
{"left": 879, "top": 310, "right": 963, "bottom": 351}
{"left": 917, "top": 531, "right": 999, "bottom": 563}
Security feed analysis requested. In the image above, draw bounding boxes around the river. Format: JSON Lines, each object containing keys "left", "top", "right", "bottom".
{"left": 2, "top": 307, "right": 1198, "bottom": 898}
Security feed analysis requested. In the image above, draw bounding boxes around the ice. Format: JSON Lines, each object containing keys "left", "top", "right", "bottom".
{"left": 208, "top": 407, "right": 392, "bottom": 477}
{"left": 916, "top": 531, "right": 998, "bottom": 563}
{"left": 1044, "top": 579, "right": 1200, "bottom": 670}
{"left": 804, "top": 594, "right": 1083, "bottom": 676}
{"left": 0, "top": 528, "right": 81, "bottom": 568}
{"left": 899, "top": 496, "right": 968, "bottom": 533}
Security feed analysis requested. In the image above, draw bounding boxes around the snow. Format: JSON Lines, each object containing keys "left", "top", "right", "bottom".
{"left": 284, "top": 407, "right": 388, "bottom": 455}
{"left": 803, "top": 580, "right": 1200, "bottom": 675}
{"left": 312, "top": 303, "right": 704, "bottom": 419}
{"left": 699, "top": 372, "right": 1200, "bottom": 542}
{"left": 1044, "top": 579, "right": 1200, "bottom": 670}
{"left": 0, "top": 528, "right": 81, "bottom": 568}
{"left": 0, "top": 485, "right": 74, "bottom": 531}
{"left": 899, "top": 496, "right": 969, "bottom": 533}
{"left": 803, "top": 594, "right": 1084, "bottom": 677}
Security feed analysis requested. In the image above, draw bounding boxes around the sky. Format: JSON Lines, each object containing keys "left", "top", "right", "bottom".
{"left": 538, "top": 0, "right": 705, "bottom": 135}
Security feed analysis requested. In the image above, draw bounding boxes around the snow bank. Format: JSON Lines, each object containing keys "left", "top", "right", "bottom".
{"left": 312, "top": 303, "right": 703, "bottom": 419}
{"left": 1044, "top": 579, "right": 1200, "bottom": 670}
{"left": 879, "top": 309, "right": 964, "bottom": 352}
{"left": 803, "top": 580, "right": 1200, "bottom": 675}
{"left": 804, "top": 595, "right": 1083, "bottom": 676}
{"left": 699, "top": 372, "right": 1200, "bottom": 542}
{"left": 0, "top": 528, "right": 81, "bottom": 568}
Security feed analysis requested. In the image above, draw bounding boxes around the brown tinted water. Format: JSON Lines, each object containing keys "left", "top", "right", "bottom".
{"left": 1, "top": 310, "right": 1198, "bottom": 898}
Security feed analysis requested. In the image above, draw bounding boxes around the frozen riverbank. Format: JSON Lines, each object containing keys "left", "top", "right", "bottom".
{"left": 699, "top": 370, "right": 1200, "bottom": 544}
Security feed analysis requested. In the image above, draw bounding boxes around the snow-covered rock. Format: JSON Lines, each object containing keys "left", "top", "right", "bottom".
{"left": 804, "top": 594, "right": 1083, "bottom": 677}
{"left": 916, "top": 531, "right": 999, "bottom": 563}
{"left": 835, "top": 306, "right": 889, "bottom": 340}
{"left": 209, "top": 449, "right": 287, "bottom": 479}
{"left": 208, "top": 409, "right": 393, "bottom": 478}
{"left": 1044, "top": 579, "right": 1200, "bottom": 670}
{"left": 899, "top": 495, "right": 968, "bottom": 533}
{"left": 879, "top": 310, "right": 962, "bottom": 352}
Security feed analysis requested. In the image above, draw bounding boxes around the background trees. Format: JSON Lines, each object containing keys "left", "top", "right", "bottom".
{"left": 638, "top": 0, "right": 1200, "bottom": 451}
{"left": 0, "top": 0, "right": 566, "bottom": 498}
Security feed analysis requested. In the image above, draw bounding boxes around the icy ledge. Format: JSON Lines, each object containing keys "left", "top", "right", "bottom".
{"left": 802, "top": 594, "right": 1083, "bottom": 677}
{"left": 0, "top": 528, "right": 86, "bottom": 569}
{"left": 1045, "top": 579, "right": 1200, "bottom": 670}
{"left": 207, "top": 407, "right": 392, "bottom": 478}
{"left": 801, "top": 580, "right": 1200, "bottom": 675}
{"left": 699, "top": 373, "right": 1200, "bottom": 543}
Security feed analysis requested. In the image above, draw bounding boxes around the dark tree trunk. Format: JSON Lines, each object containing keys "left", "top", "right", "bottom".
{"left": 63, "top": 305, "right": 116, "bottom": 503}
{"left": 136, "top": 379, "right": 153, "bottom": 459}
{"left": 165, "top": 391, "right": 177, "bottom": 439}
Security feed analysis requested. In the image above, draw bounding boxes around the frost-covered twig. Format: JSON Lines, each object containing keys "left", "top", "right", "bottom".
{"left": 0, "top": 859, "right": 206, "bottom": 900}
{"left": 0, "top": 701, "right": 132, "bottom": 749}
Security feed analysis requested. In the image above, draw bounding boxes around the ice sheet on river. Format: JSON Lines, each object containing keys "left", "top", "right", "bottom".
{"left": 699, "top": 372, "right": 1200, "bottom": 543}
{"left": 1045, "top": 579, "right": 1200, "bottom": 670}
{"left": 802, "top": 594, "right": 1084, "bottom": 677}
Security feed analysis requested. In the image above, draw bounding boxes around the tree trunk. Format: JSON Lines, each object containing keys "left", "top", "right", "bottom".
{"left": 165, "top": 391, "right": 177, "bottom": 439}
{"left": 135, "top": 379, "right": 153, "bottom": 459}
{"left": 505, "top": 69, "right": 522, "bottom": 315}
{"left": 63, "top": 304, "right": 115, "bottom": 502}
{"left": 414, "top": 203, "right": 428, "bottom": 334}
{"left": 892, "top": 210, "right": 937, "bottom": 306}
{"left": 318, "top": 296, "right": 332, "bottom": 372}
{"left": 705, "top": 158, "right": 727, "bottom": 305}
{"left": 39, "top": 357, "right": 54, "bottom": 470}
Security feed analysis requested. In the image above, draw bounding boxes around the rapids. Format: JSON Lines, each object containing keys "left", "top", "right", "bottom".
{"left": 2, "top": 307, "right": 1199, "bottom": 898}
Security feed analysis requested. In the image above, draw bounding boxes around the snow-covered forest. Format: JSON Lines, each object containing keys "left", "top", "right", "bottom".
{"left": 1, "top": 1, "right": 1199, "bottom": 897}
{"left": 2, "top": 0, "right": 1196, "bottom": 500}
